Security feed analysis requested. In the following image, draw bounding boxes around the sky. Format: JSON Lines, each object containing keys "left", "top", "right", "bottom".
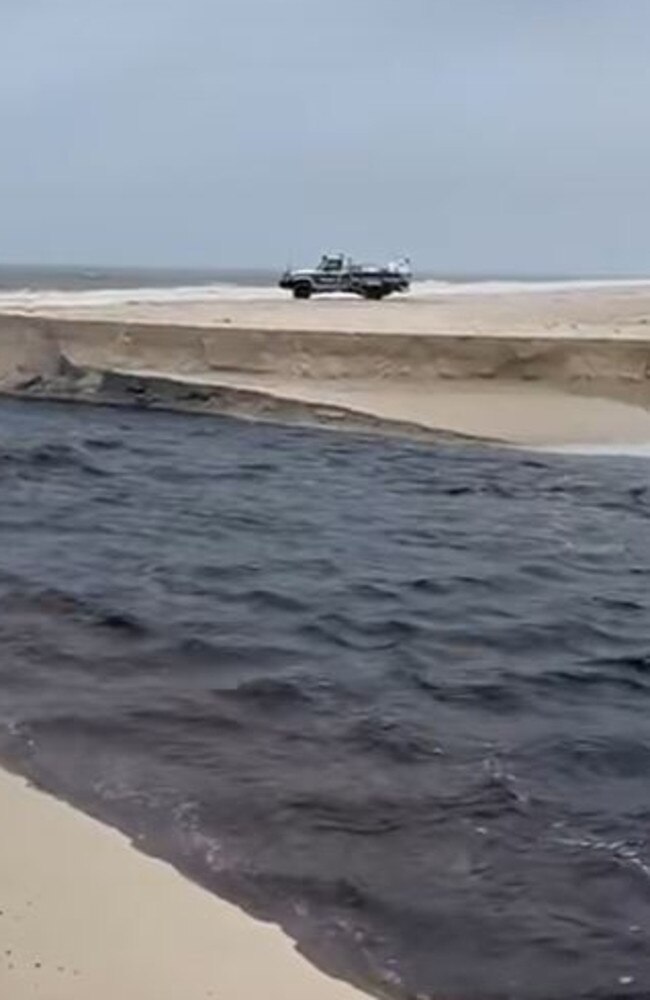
{"left": 2, "top": 0, "right": 650, "bottom": 274}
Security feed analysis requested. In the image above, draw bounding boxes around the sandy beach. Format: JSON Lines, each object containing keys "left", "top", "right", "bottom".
{"left": 1, "top": 281, "right": 650, "bottom": 445}
{"left": 0, "top": 766, "right": 368, "bottom": 1000}
{"left": 1, "top": 281, "right": 650, "bottom": 998}
{"left": 7, "top": 278, "right": 650, "bottom": 338}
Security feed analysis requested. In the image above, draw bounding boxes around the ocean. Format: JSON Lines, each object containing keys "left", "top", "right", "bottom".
{"left": 0, "top": 395, "right": 649, "bottom": 1000}
{"left": 0, "top": 264, "right": 278, "bottom": 292}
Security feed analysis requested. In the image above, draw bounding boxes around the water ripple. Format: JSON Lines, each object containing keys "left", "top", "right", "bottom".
{"left": 0, "top": 398, "right": 648, "bottom": 1000}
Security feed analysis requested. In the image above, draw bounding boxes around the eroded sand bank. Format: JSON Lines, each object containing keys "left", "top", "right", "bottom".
{"left": 2, "top": 283, "right": 650, "bottom": 444}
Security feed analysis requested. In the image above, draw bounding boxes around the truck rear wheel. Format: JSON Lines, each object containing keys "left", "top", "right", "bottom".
{"left": 293, "top": 282, "right": 312, "bottom": 300}
{"left": 363, "top": 287, "right": 387, "bottom": 301}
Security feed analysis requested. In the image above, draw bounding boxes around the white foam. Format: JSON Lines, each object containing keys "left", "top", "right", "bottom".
{"left": 1, "top": 276, "right": 650, "bottom": 313}
{"left": 410, "top": 277, "right": 650, "bottom": 298}
{"left": 0, "top": 282, "right": 286, "bottom": 311}
{"left": 541, "top": 443, "right": 650, "bottom": 458}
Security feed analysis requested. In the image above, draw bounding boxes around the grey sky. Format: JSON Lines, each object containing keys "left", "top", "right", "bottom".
{"left": 2, "top": 0, "right": 650, "bottom": 273}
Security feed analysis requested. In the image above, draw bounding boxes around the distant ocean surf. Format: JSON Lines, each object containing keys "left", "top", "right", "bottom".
{"left": 0, "top": 263, "right": 649, "bottom": 312}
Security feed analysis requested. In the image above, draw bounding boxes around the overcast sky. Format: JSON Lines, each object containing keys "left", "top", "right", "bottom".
{"left": 2, "top": 0, "right": 650, "bottom": 274}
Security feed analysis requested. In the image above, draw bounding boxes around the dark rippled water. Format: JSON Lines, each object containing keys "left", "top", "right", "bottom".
{"left": 0, "top": 399, "right": 649, "bottom": 1000}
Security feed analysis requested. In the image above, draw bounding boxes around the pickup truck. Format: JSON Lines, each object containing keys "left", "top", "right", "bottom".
{"left": 279, "top": 254, "right": 411, "bottom": 300}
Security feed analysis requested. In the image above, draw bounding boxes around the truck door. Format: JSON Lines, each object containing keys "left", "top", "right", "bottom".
{"left": 317, "top": 255, "right": 345, "bottom": 291}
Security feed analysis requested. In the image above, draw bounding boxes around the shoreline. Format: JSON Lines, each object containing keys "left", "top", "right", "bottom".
{"left": 9, "top": 366, "right": 650, "bottom": 449}
{"left": 0, "top": 764, "right": 370, "bottom": 1000}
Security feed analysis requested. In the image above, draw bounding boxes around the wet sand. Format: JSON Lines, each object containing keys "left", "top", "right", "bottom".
{"left": 125, "top": 369, "right": 650, "bottom": 446}
{"left": 0, "top": 767, "right": 367, "bottom": 1000}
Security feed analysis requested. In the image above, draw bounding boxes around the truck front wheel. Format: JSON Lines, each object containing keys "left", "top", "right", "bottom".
{"left": 293, "top": 282, "right": 312, "bottom": 300}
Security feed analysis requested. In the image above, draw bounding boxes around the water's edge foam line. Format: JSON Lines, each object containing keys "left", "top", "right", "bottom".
{"left": 0, "top": 763, "right": 370, "bottom": 1000}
